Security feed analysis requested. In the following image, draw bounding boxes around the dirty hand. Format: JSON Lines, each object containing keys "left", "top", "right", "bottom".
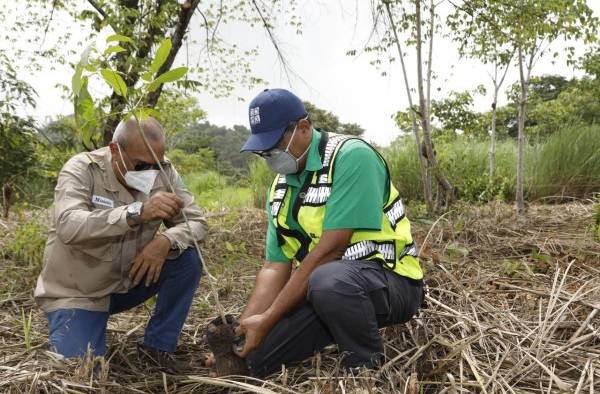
{"left": 234, "top": 313, "right": 272, "bottom": 358}
{"left": 129, "top": 235, "right": 171, "bottom": 286}
{"left": 141, "top": 192, "right": 184, "bottom": 222}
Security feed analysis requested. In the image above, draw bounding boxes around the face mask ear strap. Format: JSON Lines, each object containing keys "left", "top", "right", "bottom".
{"left": 284, "top": 116, "right": 310, "bottom": 153}
{"left": 115, "top": 143, "right": 129, "bottom": 178}
{"left": 284, "top": 126, "right": 297, "bottom": 152}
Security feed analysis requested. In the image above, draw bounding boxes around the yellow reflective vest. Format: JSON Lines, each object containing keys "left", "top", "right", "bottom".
{"left": 268, "top": 132, "right": 423, "bottom": 280}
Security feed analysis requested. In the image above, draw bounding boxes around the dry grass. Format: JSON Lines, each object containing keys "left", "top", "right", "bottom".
{"left": 1, "top": 202, "right": 599, "bottom": 393}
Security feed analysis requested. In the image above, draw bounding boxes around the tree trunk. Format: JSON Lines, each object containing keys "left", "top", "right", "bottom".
{"left": 516, "top": 45, "right": 528, "bottom": 215}
{"left": 415, "top": 0, "right": 454, "bottom": 211}
{"left": 147, "top": 0, "right": 200, "bottom": 107}
{"left": 489, "top": 52, "right": 513, "bottom": 181}
{"left": 98, "top": 1, "right": 136, "bottom": 145}
{"left": 383, "top": 1, "right": 432, "bottom": 213}
{"left": 489, "top": 86, "right": 498, "bottom": 180}
{"left": 2, "top": 183, "right": 12, "bottom": 219}
{"left": 97, "top": 0, "right": 199, "bottom": 145}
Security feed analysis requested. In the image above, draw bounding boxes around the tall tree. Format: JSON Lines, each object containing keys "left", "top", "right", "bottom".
{"left": 448, "top": 4, "right": 514, "bottom": 180}
{"left": 450, "top": 0, "right": 597, "bottom": 214}
{"left": 362, "top": 0, "right": 455, "bottom": 213}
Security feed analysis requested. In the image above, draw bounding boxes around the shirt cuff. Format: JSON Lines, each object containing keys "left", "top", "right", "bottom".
{"left": 160, "top": 231, "right": 179, "bottom": 250}
{"left": 160, "top": 232, "right": 185, "bottom": 260}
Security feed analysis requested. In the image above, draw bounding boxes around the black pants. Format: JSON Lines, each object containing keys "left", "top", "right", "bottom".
{"left": 246, "top": 260, "right": 423, "bottom": 378}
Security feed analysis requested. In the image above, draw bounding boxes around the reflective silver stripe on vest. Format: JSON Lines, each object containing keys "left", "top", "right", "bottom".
{"left": 271, "top": 201, "right": 282, "bottom": 218}
{"left": 385, "top": 198, "right": 405, "bottom": 228}
{"left": 273, "top": 189, "right": 286, "bottom": 200}
{"left": 300, "top": 134, "right": 353, "bottom": 207}
{"left": 323, "top": 134, "right": 352, "bottom": 168}
{"left": 343, "top": 240, "right": 395, "bottom": 262}
{"left": 399, "top": 242, "right": 418, "bottom": 258}
{"left": 304, "top": 186, "right": 331, "bottom": 205}
{"left": 270, "top": 175, "right": 288, "bottom": 217}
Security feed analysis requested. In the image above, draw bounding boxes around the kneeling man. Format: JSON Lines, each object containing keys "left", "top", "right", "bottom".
{"left": 34, "top": 117, "right": 207, "bottom": 372}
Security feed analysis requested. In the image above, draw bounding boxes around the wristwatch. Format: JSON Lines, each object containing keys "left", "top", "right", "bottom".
{"left": 126, "top": 201, "right": 144, "bottom": 225}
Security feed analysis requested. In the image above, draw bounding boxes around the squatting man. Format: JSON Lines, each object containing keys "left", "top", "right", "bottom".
{"left": 204, "top": 88, "right": 424, "bottom": 378}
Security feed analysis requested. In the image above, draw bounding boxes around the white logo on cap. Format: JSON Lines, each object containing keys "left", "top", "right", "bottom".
{"left": 250, "top": 107, "right": 261, "bottom": 125}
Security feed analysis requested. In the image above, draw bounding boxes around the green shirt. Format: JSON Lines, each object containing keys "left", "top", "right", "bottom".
{"left": 265, "top": 129, "right": 388, "bottom": 262}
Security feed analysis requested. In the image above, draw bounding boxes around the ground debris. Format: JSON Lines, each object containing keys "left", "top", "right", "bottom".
{"left": 1, "top": 202, "right": 599, "bottom": 393}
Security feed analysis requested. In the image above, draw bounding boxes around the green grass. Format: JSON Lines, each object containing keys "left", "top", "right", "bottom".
{"left": 2, "top": 216, "right": 47, "bottom": 295}
{"left": 248, "top": 158, "right": 273, "bottom": 209}
{"left": 5, "top": 218, "right": 47, "bottom": 266}
{"left": 184, "top": 171, "right": 253, "bottom": 211}
{"left": 21, "top": 308, "right": 33, "bottom": 351}
{"left": 197, "top": 186, "right": 252, "bottom": 211}
{"left": 383, "top": 124, "right": 600, "bottom": 203}
{"left": 528, "top": 125, "right": 600, "bottom": 200}
{"left": 383, "top": 137, "right": 521, "bottom": 203}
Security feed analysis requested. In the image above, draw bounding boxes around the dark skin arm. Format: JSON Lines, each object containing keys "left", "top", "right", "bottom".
{"left": 240, "top": 262, "right": 293, "bottom": 321}
{"left": 235, "top": 229, "right": 353, "bottom": 357}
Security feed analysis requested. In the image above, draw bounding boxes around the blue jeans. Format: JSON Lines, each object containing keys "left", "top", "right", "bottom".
{"left": 46, "top": 248, "right": 202, "bottom": 358}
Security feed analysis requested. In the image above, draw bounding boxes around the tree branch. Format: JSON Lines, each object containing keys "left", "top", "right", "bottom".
{"left": 87, "top": 0, "right": 117, "bottom": 31}
{"left": 146, "top": 0, "right": 201, "bottom": 107}
{"left": 101, "top": 0, "right": 139, "bottom": 145}
{"left": 251, "top": 0, "right": 295, "bottom": 85}
{"left": 40, "top": 0, "right": 58, "bottom": 49}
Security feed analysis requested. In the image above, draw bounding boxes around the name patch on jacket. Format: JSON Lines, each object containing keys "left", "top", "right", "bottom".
{"left": 92, "top": 195, "right": 114, "bottom": 208}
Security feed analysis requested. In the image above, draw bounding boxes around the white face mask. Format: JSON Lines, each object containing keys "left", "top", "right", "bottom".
{"left": 116, "top": 144, "right": 160, "bottom": 195}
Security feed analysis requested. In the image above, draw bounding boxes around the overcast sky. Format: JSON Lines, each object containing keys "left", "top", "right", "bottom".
{"left": 9, "top": 0, "right": 600, "bottom": 146}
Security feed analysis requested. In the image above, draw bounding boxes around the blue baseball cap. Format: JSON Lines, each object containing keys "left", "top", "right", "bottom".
{"left": 241, "top": 88, "right": 307, "bottom": 152}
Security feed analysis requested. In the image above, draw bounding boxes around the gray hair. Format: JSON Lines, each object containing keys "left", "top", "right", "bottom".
{"left": 112, "top": 116, "right": 165, "bottom": 148}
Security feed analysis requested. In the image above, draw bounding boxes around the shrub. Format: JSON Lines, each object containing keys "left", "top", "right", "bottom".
{"left": 438, "top": 139, "right": 519, "bottom": 202}
{"left": 185, "top": 170, "right": 223, "bottom": 196}
{"left": 383, "top": 137, "right": 423, "bottom": 203}
{"left": 5, "top": 218, "right": 47, "bottom": 266}
{"left": 2, "top": 216, "right": 47, "bottom": 295}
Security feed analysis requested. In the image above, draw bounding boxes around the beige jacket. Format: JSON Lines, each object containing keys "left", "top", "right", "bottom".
{"left": 34, "top": 147, "right": 207, "bottom": 312}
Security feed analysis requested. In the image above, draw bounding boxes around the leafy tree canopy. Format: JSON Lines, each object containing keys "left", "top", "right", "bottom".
{"left": 303, "top": 101, "right": 365, "bottom": 136}
{"left": 1, "top": 0, "right": 300, "bottom": 145}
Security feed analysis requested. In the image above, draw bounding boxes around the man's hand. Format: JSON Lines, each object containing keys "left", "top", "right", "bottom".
{"left": 129, "top": 235, "right": 171, "bottom": 286}
{"left": 141, "top": 192, "right": 184, "bottom": 223}
{"left": 234, "top": 313, "right": 273, "bottom": 358}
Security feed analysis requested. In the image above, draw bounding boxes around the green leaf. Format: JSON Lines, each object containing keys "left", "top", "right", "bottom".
{"left": 79, "top": 44, "right": 94, "bottom": 67}
{"left": 72, "top": 64, "right": 83, "bottom": 97}
{"left": 100, "top": 68, "right": 128, "bottom": 97}
{"left": 150, "top": 38, "right": 172, "bottom": 74}
{"left": 106, "top": 34, "right": 133, "bottom": 44}
{"left": 74, "top": 79, "right": 99, "bottom": 146}
{"left": 147, "top": 67, "right": 188, "bottom": 92}
{"left": 104, "top": 45, "right": 126, "bottom": 56}
{"left": 74, "top": 77, "right": 91, "bottom": 120}
{"left": 136, "top": 107, "right": 162, "bottom": 120}
{"left": 141, "top": 70, "right": 153, "bottom": 82}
